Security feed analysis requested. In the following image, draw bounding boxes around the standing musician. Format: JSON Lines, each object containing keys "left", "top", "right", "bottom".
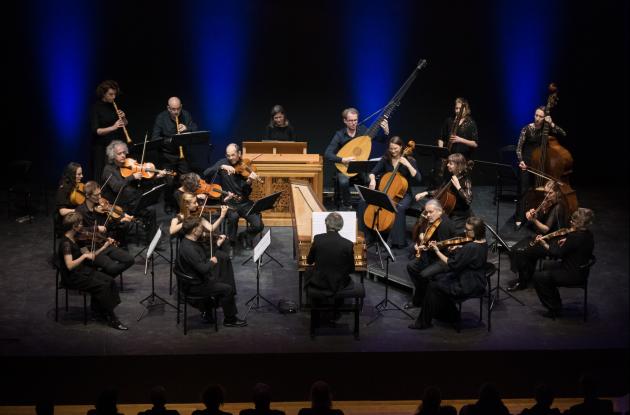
{"left": 203, "top": 143, "right": 264, "bottom": 256}
{"left": 366, "top": 136, "right": 421, "bottom": 248}
{"left": 75, "top": 181, "right": 135, "bottom": 278}
{"left": 405, "top": 199, "right": 457, "bottom": 309}
{"left": 151, "top": 97, "right": 198, "bottom": 213}
{"left": 515, "top": 105, "right": 566, "bottom": 225}
{"left": 58, "top": 212, "right": 127, "bottom": 330}
{"left": 415, "top": 153, "right": 473, "bottom": 235}
{"left": 437, "top": 97, "right": 478, "bottom": 158}
{"left": 177, "top": 216, "right": 247, "bottom": 327}
{"left": 55, "top": 162, "right": 84, "bottom": 233}
{"left": 508, "top": 180, "right": 568, "bottom": 291}
{"left": 324, "top": 107, "right": 389, "bottom": 210}
{"left": 409, "top": 216, "right": 488, "bottom": 330}
{"left": 265, "top": 104, "right": 295, "bottom": 141}
{"left": 532, "top": 208, "right": 595, "bottom": 318}
{"left": 91, "top": 80, "right": 129, "bottom": 180}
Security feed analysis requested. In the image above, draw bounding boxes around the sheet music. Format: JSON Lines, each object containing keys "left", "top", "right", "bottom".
{"left": 312, "top": 212, "right": 357, "bottom": 243}
{"left": 253, "top": 230, "right": 271, "bottom": 263}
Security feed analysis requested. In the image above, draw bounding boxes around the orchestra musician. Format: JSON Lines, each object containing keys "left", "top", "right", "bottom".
{"left": 437, "top": 97, "right": 479, "bottom": 161}
{"left": 58, "top": 212, "right": 127, "bottom": 330}
{"left": 532, "top": 208, "right": 595, "bottom": 318}
{"left": 515, "top": 106, "right": 567, "bottom": 226}
{"left": 174, "top": 172, "right": 206, "bottom": 209}
{"left": 415, "top": 153, "right": 473, "bottom": 235}
{"left": 409, "top": 216, "right": 488, "bottom": 330}
{"left": 405, "top": 199, "right": 457, "bottom": 310}
{"left": 203, "top": 143, "right": 264, "bottom": 257}
{"left": 75, "top": 181, "right": 135, "bottom": 278}
{"left": 55, "top": 162, "right": 83, "bottom": 233}
{"left": 151, "top": 96, "right": 198, "bottom": 213}
{"left": 324, "top": 107, "right": 389, "bottom": 210}
{"left": 508, "top": 180, "right": 568, "bottom": 292}
{"left": 91, "top": 80, "right": 129, "bottom": 180}
{"left": 265, "top": 104, "right": 295, "bottom": 141}
{"left": 177, "top": 216, "right": 247, "bottom": 327}
{"left": 366, "top": 136, "right": 421, "bottom": 248}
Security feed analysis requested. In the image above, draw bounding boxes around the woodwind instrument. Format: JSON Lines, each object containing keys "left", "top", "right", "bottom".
{"left": 112, "top": 101, "right": 132, "bottom": 144}
{"left": 176, "top": 114, "right": 184, "bottom": 159}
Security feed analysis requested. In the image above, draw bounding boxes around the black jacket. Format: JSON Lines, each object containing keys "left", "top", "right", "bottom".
{"left": 306, "top": 231, "right": 355, "bottom": 293}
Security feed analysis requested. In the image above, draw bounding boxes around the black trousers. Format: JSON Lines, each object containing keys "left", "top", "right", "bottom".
{"left": 212, "top": 249, "right": 236, "bottom": 293}
{"left": 63, "top": 269, "right": 121, "bottom": 315}
{"left": 516, "top": 168, "right": 535, "bottom": 222}
{"left": 92, "top": 245, "right": 134, "bottom": 277}
{"left": 161, "top": 154, "right": 191, "bottom": 210}
{"left": 510, "top": 237, "right": 549, "bottom": 285}
{"left": 187, "top": 280, "right": 237, "bottom": 318}
{"left": 533, "top": 260, "right": 582, "bottom": 312}
{"left": 226, "top": 201, "right": 263, "bottom": 243}
{"left": 336, "top": 172, "right": 366, "bottom": 207}
{"left": 407, "top": 256, "right": 449, "bottom": 306}
{"left": 415, "top": 279, "right": 459, "bottom": 326}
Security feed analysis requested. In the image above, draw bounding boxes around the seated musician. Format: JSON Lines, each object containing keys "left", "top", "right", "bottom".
{"left": 415, "top": 153, "right": 473, "bottom": 235}
{"left": 265, "top": 104, "right": 295, "bottom": 141}
{"left": 508, "top": 180, "right": 568, "bottom": 292}
{"left": 532, "top": 208, "right": 594, "bottom": 318}
{"left": 177, "top": 216, "right": 247, "bottom": 327}
{"left": 324, "top": 107, "right": 389, "bottom": 210}
{"left": 366, "top": 136, "right": 421, "bottom": 248}
{"left": 75, "top": 181, "right": 134, "bottom": 277}
{"left": 55, "top": 162, "right": 83, "bottom": 234}
{"left": 405, "top": 199, "right": 457, "bottom": 309}
{"left": 59, "top": 212, "right": 127, "bottom": 330}
{"left": 174, "top": 172, "right": 204, "bottom": 209}
{"left": 409, "top": 216, "right": 488, "bottom": 330}
{"left": 203, "top": 143, "right": 263, "bottom": 256}
{"left": 515, "top": 105, "right": 566, "bottom": 226}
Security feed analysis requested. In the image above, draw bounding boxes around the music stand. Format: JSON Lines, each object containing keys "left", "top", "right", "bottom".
{"left": 366, "top": 228, "right": 414, "bottom": 325}
{"left": 137, "top": 228, "right": 177, "bottom": 321}
{"left": 241, "top": 191, "right": 284, "bottom": 267}
{"left": 132, "top": 183, "right": 168, "bottom": 260}
{"left": 484, "top": 223, "right": 525, "bottom": 309}
{"left": 355, "top": 185, "right": 397, "bottom": 269}
{"left": 473, "top": 159, "right": 517, "bottom": 234}
{"left": 346, "top": 160, "right": 379, "bottom": 175}
{"left": 169, "top": 130, "right": 211, "bottom": 146}
{"left": 244, "top": 230, "right": 279, "bottom": 318}
{"left": 414, "top": 143, "right": 450, "bottom": 186}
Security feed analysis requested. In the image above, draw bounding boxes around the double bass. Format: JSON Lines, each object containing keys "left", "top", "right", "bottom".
{"left": 363, "top": 141, "right": 415, "bottom": 232}
{"left": 524, "top": 83, "right": 578, "bottom": 214}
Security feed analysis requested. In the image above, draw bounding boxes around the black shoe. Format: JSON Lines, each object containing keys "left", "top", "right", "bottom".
{"left": 408, "top": 322, "right": 432, "bottom": 330}
{"left": 403, "top": 302, "right": 419, "bottom": 310}
{"left": 108, "top": 317, "right": 128, "bottom": 331}
{"left": 507, "top": 281, "right": 527, "bottom": 291}
{"left": 223, "top": 317, "right": 247, "bottom": 327}
{"left": 201, "top": 311, "right": 215, "bottom": 324}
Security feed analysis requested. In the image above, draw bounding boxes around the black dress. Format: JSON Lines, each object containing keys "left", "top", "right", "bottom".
{"left": 427, "top": 173, "right": 473, "bottom": 235}
{"left": 265, "top": 124, "right": 294, "bottom": 141}
{"left": 91, "top": 100, "right": 125, "bottom": 180}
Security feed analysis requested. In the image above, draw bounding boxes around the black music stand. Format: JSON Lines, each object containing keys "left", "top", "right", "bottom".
{"left": 472, "top": 159, "right": 517, "bottom": 235}
{"left": 355, "top": 185, "right": 397, "bottom": 269}
{"left": 244, "top": 230, "right": 279, "bottom": 318}
{"left": 414, "top": 144, "right": 449, "bottom": 185}
{"left": 132, "top": 183, "right": 168, "bottom": 260}
{"left": 366, "top": 228, "right": 414, "bottom": 325}
{"left": 241, "top": 191, "right": 284, "bottom": 267}
{"left": 347, "top": 160, "right": 379, "bottom": 175}
{"left": 484, "top": 223, "right": 524, "bottom": 309}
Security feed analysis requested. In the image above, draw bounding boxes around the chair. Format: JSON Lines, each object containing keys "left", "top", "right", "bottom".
{"left": 306, "top": 280, "right": 365, "bottom": 340}
{"left": 173, "top": 263, "right": 219, "bottom": 334}
{"left": 168, "top": 234, "right": 180, "bottom": 295}
{"left": 52, "top": 259, "right": 88, "bottom": 325}
{"left": 561, "top": 254, "right": 596, "bottom": 322}
{"left": 454, "top": 262, "right": 495, "bottom": 333}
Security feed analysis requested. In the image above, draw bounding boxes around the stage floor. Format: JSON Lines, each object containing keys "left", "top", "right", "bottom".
{"left": 0, "top": 186, "right": 627, "bottom": 357}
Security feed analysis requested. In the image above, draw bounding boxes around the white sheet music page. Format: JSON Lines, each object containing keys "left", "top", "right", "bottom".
{"left": 312, "top": 212, "right": 356, "bottom": 243}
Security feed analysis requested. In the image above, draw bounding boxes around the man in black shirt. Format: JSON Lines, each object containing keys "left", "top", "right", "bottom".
{"left": 203, "top": 143, "right": 263, "bottom": 257}
{"left": 177, "top": 216, "right": 247, "bottom": 327}
{"left": 324, "top": 107, "right": 389, "bottom": 210}
{"left": 152, "top": 97, "right": 198, "bottom": 213}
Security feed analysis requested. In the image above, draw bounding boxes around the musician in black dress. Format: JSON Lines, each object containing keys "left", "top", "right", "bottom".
{"left": 508, "top": 180, "right": 568, "bottom": 291}
{"left": 90, "top": 80, "right": 128, "bottom": 180}
{"left": 203, "top": 143, "right": 263, "bottom": 256}
{"left": 515, "top": 106, "right": 566, "bottom": 225}
{"left": 324, "top": 107, "right": 389, "bottom": 210}
{"left": 409, "top": 216, "right": 488, "bottom": 330}
{"left": 437, "top": 97, "right": 479, "bottom": 161}
{"left": 151, "top": 96, "right": 198, "bottom": 213}
{"left": 265, "top": 105, "right": 294, "bottom": 141}
{"left": 55, "top": 162, "right": 83, "bottom": 234}
{"left": 416, "top": 153, "right": 473, "bottom": 235}
{"left": 177, "top": 216, "right": 247, "bottom": 327}
{"left": 405, "top": 199, "right": 457, "bottom": 309}
{"left": 58, "top": 212, "right": 126, "bottom": 330}
{"left": 366, "top": 136, "right": 421, "bottom": 248}
{"left": 532, "top": 208, "right": 595, "bottom": 318}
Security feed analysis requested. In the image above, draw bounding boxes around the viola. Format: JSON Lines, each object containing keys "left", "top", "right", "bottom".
{"left": 94, "top": 197, "right": 132, "bottom": 222}
{"left": 414, "top": 215, "right": 442, "bottom": 258}
{"left": 69, "top": 183, "right": 86, "bottom": 206}
{"left": 196, "top": 180, "right": 242, "bottom": 202}
{"left": 120, "top": 158, "right": 176, "bottom": 179}
{"left": 234, "top": 159, "right": 263, "bottom": 183}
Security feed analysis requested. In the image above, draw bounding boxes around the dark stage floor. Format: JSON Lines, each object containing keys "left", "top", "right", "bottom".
{"left": 0, "top": 186, "right": 628, "bottom": 357}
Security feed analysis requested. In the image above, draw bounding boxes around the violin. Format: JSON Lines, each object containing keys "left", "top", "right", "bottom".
{"left": 120, "top": 158, "right": 176, "bottom": 179}
{"left": 75, "top": 228, "right": 119, "bottom": 247}
{"left": 530, "top": 227, "right": 575, "bottom": 247}
{"left": 429, "top": 236, "right": 473, "bottom": 250}
{"left": 69, "top": 183, "right": 86, "bottom": 206}
{"left": 414, "top": 215, "right": 442, "bottom": 258}
{"left": 196, "top": 180, "right": 242, "bottom": 202}
{"left": 94, "top": 197, "right": 133, "bottom": 222}
{"left": 234, "top": 159, "right": 264, "bottom": 183}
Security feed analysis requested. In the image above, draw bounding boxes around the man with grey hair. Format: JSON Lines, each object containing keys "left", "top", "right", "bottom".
{"left": 152, "top": 96, "right": 199, "bottom": 213}
{"left": 324, "top": 107, "right": 390, "bottom": 210}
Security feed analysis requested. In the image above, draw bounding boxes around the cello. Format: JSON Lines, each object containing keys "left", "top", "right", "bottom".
{"left": 363, "top": 141, "right": 415, "bottom": 232}
{"left": 524, "top": 83, "right": 578, "bottom": 214}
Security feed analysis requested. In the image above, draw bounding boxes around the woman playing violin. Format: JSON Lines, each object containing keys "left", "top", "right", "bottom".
{"left": 508, "top": 180, "right": 568, "bottom": 291}
{"left": 365, "top": 136, "right": 421, "bottom": 248}
{"left": 75, "top": 181, "right": 134, "bottom": 278}
{"left": 55, "top": 162, "right": 84, "bottom": 234}
{"left": 203, "top": 143, "right": 264, "bottom": 257}
{"left": 532, "top": 208, "right": 595, "bottom": 318}
{"left": 415, "top": 153, "right": 473, "bottom": 235}
{"left": 58, "top": 212, "right": 127, "bottom": 330}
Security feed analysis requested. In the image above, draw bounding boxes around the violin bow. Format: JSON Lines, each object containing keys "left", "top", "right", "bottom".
{"left": 137, "top": 132, "right": 149, "bottom": 188}
{"left": 103, "top": 186, "right": 125, "bottom": 228}
{"left": 525, "top": 167, "right": 565, "bottom": 186}
{"left": 197, "top": 193, "right": 214, "bottom": 257}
